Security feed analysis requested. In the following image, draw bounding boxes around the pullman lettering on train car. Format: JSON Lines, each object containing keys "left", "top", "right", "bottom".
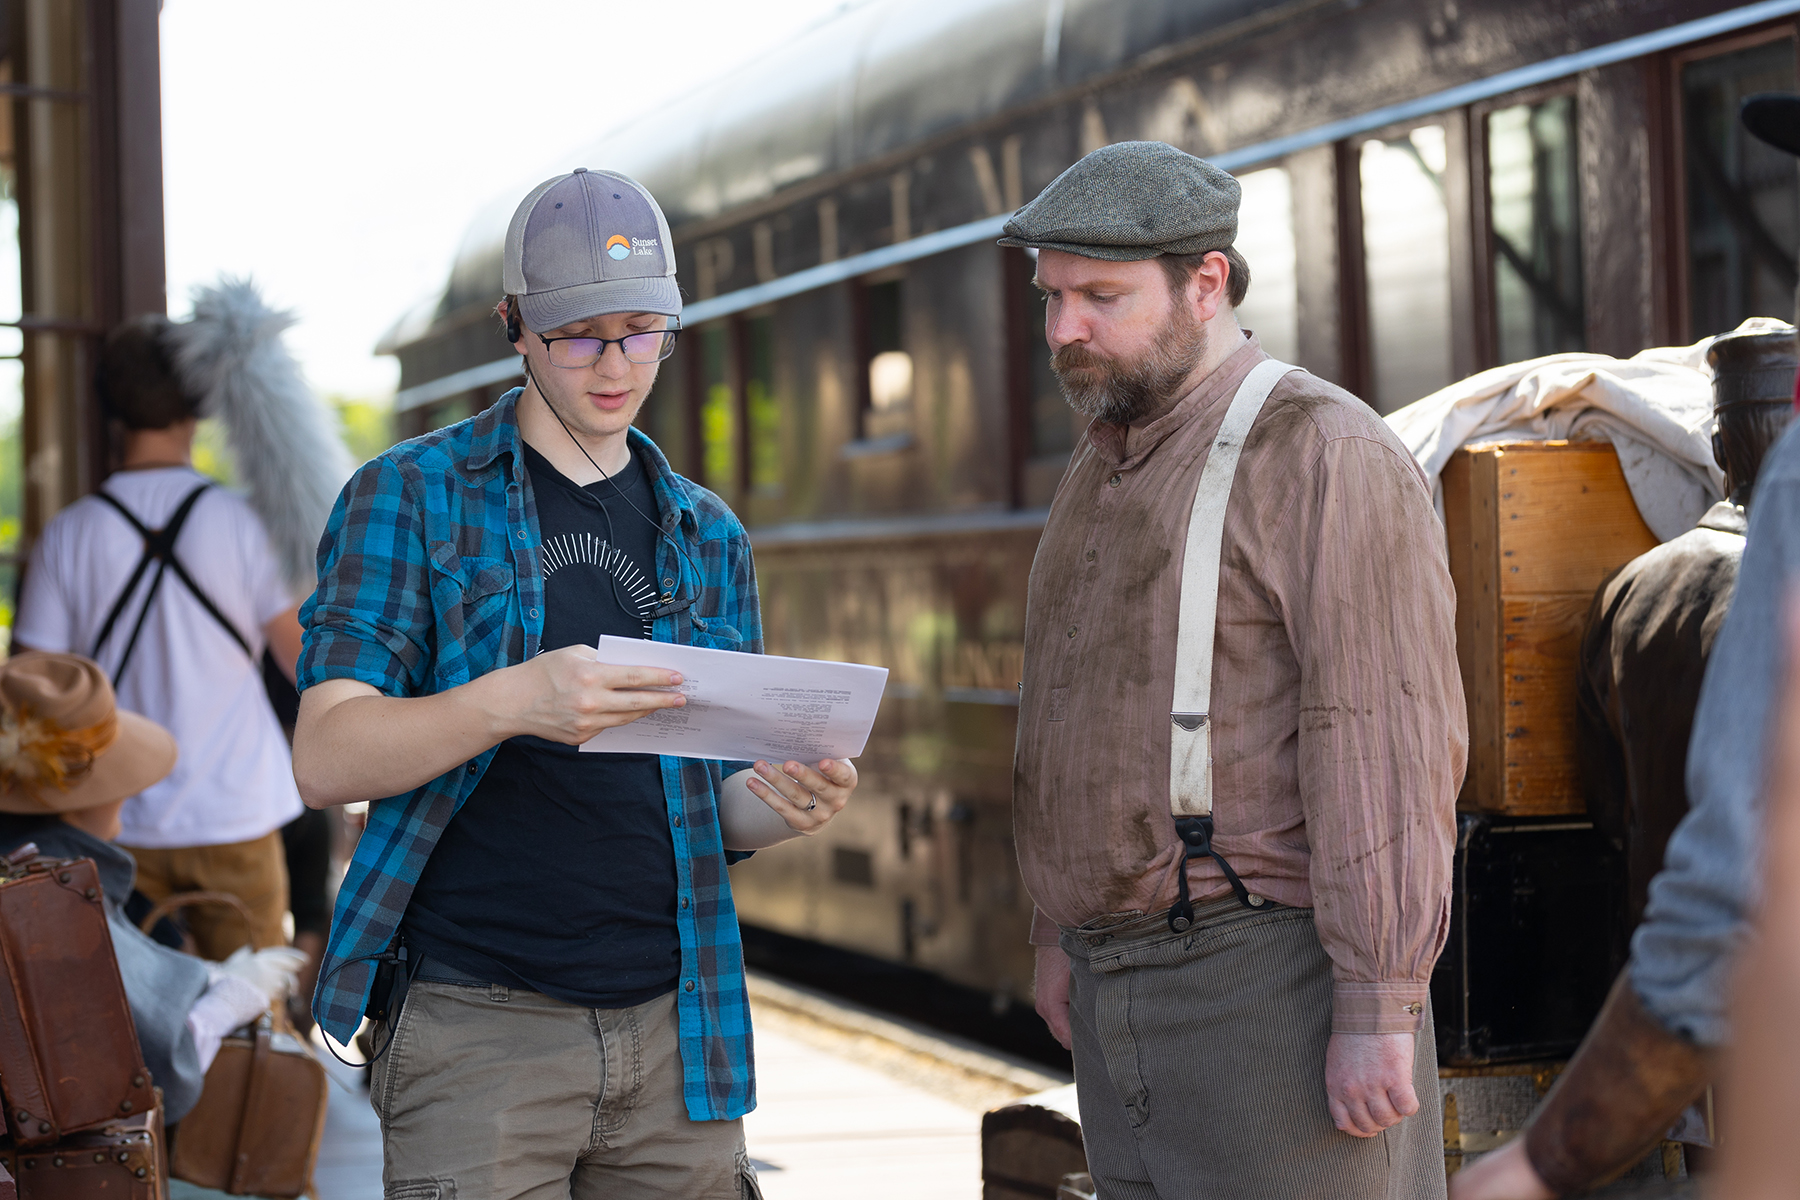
{"left": 382, "top": 0, "right": 1800, "bottom": 1011}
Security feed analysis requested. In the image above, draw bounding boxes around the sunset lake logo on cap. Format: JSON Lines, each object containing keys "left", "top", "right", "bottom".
{"left": 606, "top": 235, "right": 632, "bottom": 262}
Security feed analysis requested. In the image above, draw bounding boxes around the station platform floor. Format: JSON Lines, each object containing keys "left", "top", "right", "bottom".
{"left": 171, "top": 972, "right": 1069, "bottom": 1200}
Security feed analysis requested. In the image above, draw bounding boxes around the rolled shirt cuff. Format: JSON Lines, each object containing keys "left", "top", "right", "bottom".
{"left": 1029, "top": 906, "right": 1062, "bottom": 946}
{"left": 1331, "top": 981, "right": 1430, "bottom": 1035}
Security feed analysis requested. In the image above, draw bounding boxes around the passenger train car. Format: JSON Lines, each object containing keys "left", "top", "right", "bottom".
{"left": 384, "top": 0, "right": 1800, "bottom": 1007}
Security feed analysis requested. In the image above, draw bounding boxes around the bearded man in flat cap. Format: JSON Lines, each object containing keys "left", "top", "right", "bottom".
{"left": 1006, "top": 141, "right": 1465, "bottom": 1199}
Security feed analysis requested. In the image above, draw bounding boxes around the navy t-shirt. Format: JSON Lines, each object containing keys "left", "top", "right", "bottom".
{"left": 403, "top": 441, "right": 679, "bottom": 1007}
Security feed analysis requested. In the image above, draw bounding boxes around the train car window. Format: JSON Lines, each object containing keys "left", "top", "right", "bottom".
{"left": 1360, "top": 125, "right": 1455, "bottom": 414}
{"left": 862, "top": 279, "right": 912, "bottom": 441}
{"left": 1019, "top": 272, "right": 1074, "bottom": 458}
{"left": 745, "top": 315, "right": 782, "bottom": 495}
{"left": 1681, "top": 39, "right": 1799, "bottom": 339}
{"left": 698, "top": 323, "right": 738, "bottom": 496}
{"left": 1487, "top": 95, "right": 1584, "bottom": 361}
{"left": 1231, "top": 167, "right": 1299, "bottom": 366}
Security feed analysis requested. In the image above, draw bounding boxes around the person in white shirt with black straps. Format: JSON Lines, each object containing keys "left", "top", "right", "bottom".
{"left": 14, "top": 314, "right": 303, "bottom": 959}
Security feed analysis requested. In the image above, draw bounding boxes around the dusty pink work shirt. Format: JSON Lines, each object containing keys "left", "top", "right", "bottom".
{"left": 1015, "top": 335, "right": 1467, "bottom": 1035}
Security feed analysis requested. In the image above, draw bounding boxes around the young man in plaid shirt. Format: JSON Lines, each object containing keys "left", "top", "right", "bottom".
{"left": 292, "top": 169, "right": 857, "bottom": 1199}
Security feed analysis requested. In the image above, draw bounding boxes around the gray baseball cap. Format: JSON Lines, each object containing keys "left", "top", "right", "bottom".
{"left": 503, "top": 168, "right": 679, "bottom": 332}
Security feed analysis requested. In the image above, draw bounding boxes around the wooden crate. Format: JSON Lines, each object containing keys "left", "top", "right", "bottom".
{"left": 1442, "top": 441, "right": 1660, "bottom": 816}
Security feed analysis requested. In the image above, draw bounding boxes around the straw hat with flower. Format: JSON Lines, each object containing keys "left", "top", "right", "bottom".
{"left": 0, "top": 652, "right": 175, "bottom": 814}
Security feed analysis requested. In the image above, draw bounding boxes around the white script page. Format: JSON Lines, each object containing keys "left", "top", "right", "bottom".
{"left": 579, "top": 635, "right": 890, "bottom": 762}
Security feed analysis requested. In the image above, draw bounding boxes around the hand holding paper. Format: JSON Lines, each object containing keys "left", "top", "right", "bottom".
{"left": 580, "top": 636, "right": 888, "bottom": 762}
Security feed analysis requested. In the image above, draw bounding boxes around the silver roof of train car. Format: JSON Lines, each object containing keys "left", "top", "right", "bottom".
{"left": 386, "top": 0, "right": 1310, "bottom": 352}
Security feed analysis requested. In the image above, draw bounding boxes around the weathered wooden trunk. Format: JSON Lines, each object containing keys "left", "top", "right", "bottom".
{"left": 1442, "top": 441, "right": 1659, "bottom": 816}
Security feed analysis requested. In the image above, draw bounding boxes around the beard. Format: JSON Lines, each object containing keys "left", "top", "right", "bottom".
{"left": 1050, "top": 305, "right": 1209, "bottom": 425}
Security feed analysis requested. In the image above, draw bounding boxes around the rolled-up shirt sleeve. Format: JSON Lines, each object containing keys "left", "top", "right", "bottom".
{"left": 1266, "top": 434, "right": 1466, "bottom": 1035}
{"left": 1631, "top": 430, "right": 1800, "bottom": 1046}
{"left": 298, "top": 455, "right": 433, "bottom": 698}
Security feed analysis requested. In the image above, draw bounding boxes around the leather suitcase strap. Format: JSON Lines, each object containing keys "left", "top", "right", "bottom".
{"left": 228, "top": 1019, "right": 276, "bottom": 1196}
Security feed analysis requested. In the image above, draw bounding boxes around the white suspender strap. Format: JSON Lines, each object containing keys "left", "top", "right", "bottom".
{"left": 1169, "top": 358, "right": 1296, "bottom": 819}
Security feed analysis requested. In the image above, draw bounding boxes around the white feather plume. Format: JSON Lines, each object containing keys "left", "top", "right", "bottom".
{"left": 165, "top": 277, "right": 356, "bottom": 601}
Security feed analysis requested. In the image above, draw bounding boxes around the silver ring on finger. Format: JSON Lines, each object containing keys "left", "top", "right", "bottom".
{"left": 806, "top": 793, "right": 818, "bottom": 812}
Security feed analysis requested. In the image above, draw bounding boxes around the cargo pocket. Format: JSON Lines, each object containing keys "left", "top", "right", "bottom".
{"left": 386, "top": 1180, "right": 454, "bottom": 1199}
{"left": 736, "top": 1148, "right": 764, "bottom": 1200}
{"left": 367, "top": 987, "right": 420, "bottom": 1124}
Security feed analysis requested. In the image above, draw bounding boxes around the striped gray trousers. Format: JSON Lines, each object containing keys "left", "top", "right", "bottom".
{"left": 1061, "top": 897, "right": 1445, "bottom": 1200}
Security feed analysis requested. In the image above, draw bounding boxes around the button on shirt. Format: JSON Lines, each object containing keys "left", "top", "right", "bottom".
{"left": 1015, "top": 336, "right": 1467, "bottom": 1035}
{"left": 299, "top": 388, "right": 763, "bottom": 1121}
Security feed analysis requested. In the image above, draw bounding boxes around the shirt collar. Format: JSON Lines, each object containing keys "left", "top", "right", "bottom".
{"left": 466, "top": 386, "right": 524, "bottom": 476}
{"left": 1698, "top": 499, "right": 1747, "bottom": 535}
{"left": 1086, "top": 332, "right": 1265, "bottom": 468}
{"left": 629, "top": 424, "right": 698, "bottom": 538}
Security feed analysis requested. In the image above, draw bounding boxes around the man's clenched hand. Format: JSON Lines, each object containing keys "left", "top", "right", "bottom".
{"left": 1326, "top": 1032, "right": 1419, "bottom": 1137}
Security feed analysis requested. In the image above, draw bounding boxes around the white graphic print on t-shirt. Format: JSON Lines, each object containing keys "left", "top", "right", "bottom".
{"left": 540, "top": 532, "right": 658, "bottom": 636}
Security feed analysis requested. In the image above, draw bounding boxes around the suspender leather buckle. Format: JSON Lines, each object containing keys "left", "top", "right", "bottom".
{"left": 1167, "top": 815, "right": 1263, "bottom": 934}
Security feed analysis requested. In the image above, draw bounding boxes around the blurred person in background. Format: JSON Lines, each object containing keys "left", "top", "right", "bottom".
{"left": 1578, "top": 327, "right": 1795, "bottom": 958}
{"left": 1451, "top": 92, "right": 1800, "bottom": 1200}
{"left": 0, "top": 652, "right": 303, "bottom": 1122}
{"left": 13, "top": 314, "right": 303, "bottom": 959}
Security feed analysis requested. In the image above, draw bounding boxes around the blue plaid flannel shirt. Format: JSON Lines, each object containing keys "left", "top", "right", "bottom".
{"left": 299, "top": 387, "right": 762, "bottom": 1121}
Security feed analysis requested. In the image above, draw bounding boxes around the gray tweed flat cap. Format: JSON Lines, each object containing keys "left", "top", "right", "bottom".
{"left": 997, "top": 141, "right": 1240, "bottom": 261}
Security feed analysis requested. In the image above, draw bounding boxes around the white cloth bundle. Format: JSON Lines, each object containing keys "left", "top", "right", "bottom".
{"left": 1384, "top": 318, "right": 1792, "bottom": 542}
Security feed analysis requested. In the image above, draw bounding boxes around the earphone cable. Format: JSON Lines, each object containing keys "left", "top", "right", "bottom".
{"left": 522, "top": 359, "right": 702, "bottom": 620}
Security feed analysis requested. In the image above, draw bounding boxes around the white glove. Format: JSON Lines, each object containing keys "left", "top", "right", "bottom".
{"left": 185, "top": 975, "right": 269, "bottom": 1073}
{"left": 208, "top": 945, "right": 309, "bottom": 1003}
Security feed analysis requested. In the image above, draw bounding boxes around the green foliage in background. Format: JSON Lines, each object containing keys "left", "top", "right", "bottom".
{"left": 701, "top": 382, "right": 736, "bottom": 493}
{"left": 191, "top": 417, "right": 235, "bottom": 484}
{"left": 192, "top": 395, "right": 395, "bottom": 485}
{"left": 333, "top": 395, "right": 395, "bottom": 464}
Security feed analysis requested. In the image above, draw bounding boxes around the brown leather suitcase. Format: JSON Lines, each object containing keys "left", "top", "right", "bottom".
{"left": 4, "top": 1106, "right": 167, "bottom": 1199}
{"left": 170, "top": 1011, "right": 327, "bottom": 1198}
{"left": 0, "top": 853, "right": 157, "bottom": 1146}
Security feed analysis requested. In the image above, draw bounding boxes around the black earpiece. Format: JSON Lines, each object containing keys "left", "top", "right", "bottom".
{"left": 504, "top": 298, "right": 522, "bottom": 344}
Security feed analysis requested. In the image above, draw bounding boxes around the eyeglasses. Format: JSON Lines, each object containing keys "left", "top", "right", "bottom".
{"left": 538, "top": 323, "right": 681, "bottom": 368}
